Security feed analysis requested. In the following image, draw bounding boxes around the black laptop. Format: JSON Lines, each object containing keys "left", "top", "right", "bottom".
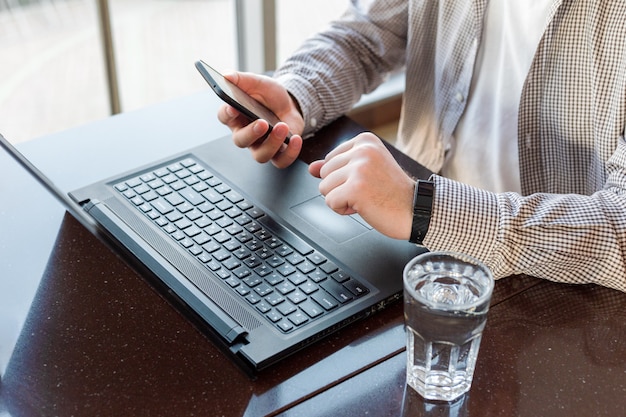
{"left": 0, "top": 104, "right": 423, "bottom": 374}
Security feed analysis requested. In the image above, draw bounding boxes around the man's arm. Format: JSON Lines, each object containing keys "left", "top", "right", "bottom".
{"left": 425, "top": 176, "right": 626, "bottom": 293}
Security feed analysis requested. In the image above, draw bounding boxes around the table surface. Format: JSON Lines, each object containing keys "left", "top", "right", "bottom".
{"left": 1, "top": 92, "right": 624, "bottom": 417}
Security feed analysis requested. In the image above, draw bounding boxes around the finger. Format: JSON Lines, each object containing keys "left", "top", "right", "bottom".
{"left": 318, "top": 164, "right": 350, "bottom": 199}
{"left": 231, "top": 119, "right": 270, "bottom": 148}
{"left": 250, "top": 122, "right": 290, "bottom": 163}
{"left": 321, "top": 138, "right": 357, "bottom": 162}
{"left": 217, "top": 104, "right": 240, "bottom": 126}
{"left": 271, "top": 135, "right": 303, "bottom": 168}
{"left": 308, "top": 160, "right": 324, "bottom": 178}
{"left": 224, "top": 72, "right": 273, "bottom": 107}
{"left": 318, "top": 148, "right": 352, "bottom": 180}
{"left": 324, "top": 186, "right": 357, "bottom": 216}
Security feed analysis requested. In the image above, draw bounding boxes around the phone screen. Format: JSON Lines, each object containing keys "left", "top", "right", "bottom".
{"left": 195, "top": 60, "right": 291, "bottom": 142}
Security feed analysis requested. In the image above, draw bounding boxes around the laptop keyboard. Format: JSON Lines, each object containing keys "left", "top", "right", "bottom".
{"left": 113, "top": 156, "right": 369, "bottom": 333}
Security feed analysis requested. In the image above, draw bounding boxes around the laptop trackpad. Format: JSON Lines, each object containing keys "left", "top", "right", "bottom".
{"left": 291, "top": 195, "right": 371, "bottom": 244}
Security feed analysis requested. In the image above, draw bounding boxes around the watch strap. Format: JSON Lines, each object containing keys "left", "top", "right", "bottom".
{"left": 409, "top": 180, "right": 434, "bottom": 244}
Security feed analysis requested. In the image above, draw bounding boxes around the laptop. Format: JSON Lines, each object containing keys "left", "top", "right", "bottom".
{"left": 0, "top": 102, "right": 423, "bottom": 374}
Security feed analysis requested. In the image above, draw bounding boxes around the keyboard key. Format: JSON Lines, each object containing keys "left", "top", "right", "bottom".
{"left": 312, "top": 291, "right": 339, "bottom": 311}
{"left": 177, "top": 202, "right": 194, "bottom": 214}
{"left": 267, "top": 256, "right": 285, "bottom": 268}
{"left": 224, "top": 240, "right": 241, "bottom": 252}
{"left": 256, "top": 247, "right": 273, "bottom": 260}
{"left": 266, "top": 310, "right": 282, "bottom": 323}
{"left": 236, "top": 284, "right": 251, "bottom": 297}
{"left": 245, "top": 292, "right": 262, "bottom": 305}
{"left": 157, "top": 186, "right": 173, "bottom": 197}
{"left": 276, "top": 264, "right": 297, "bottom": 277}
{"left": 223, "top": 258, "right": 242, "bottom": 271}
{"left": 307, "top": 252, "right": 327, "bottom": 265}
{"left": 321, "top": 280, "right": 354, "bottom": 304}
{"left": 308, "top": 270, "right": 327, "bottom": 283}
{"left": 287, "top": 290, "right": 307, "bottom": 304}
{"left": 126, "top": 178, "right": 142, "bottom": 188}
{"left": 276, "top": 281, "right": 296, "bottom": 295}
{"left": 299, "top": 299, "right": 324, "bottom": 318}
{"left": 321, "top": 261, "right": 339, "bottom": 274}
{"left": 288, "top": 311, "right": 309, "bottom": 327}
{"left": 162, "top": 173, "right": 178, "bottom": 184}
{"left": 275, "top": 245, "right": 293, "bottom": 257}
{"left": 297, "top": 261, "right": 316, "bottom": 274}
{"left": 299, "top": 281, "right": 319, "bottom": 295}
{"left": 287, "top": 272, "right": 307, "bottom": 286}
{"left": 215, "top": 184, "right": 230, "bottom": 194}
{"left": 256, "top": 301, "right": 272, "bottom": 314}
{"left": 243, "top": 256, "right": 262, "bottom": 268}
{"left": 193, "top": 232, "right": 211, "bottom": 246}
{"left": 180, "top": 158, "right": 196, "bottom": 168}
{"left": 344, "top": 279, "right": 369, "bottom": 296}
{"left": 165, "top": 193, "right": 185, "bottom": 206}
{"left": 143, "top": 191, "right": 159, "bottom": 202}
{"left": 183, "top": 224, "right": 201, "bottom": 235}
{"left": 179, "top": 188, "right": 204, "bottom": 205}
{"left": 186, "top": 209, "right": 203, "bottom": 221}
{"left": 115, "top": 183, "right": 128, "bottom": 192}
{"left": 140, "top": 173, "right": 156, "bottom": 183}
{"left": 265, "top": 237, "right": 282, "bottom": 249}
{"left": 175, "top": 218, "right": 192, "bottom": 230}
{"left": 331, "top": 270, "right": 350, "bottom": 283}
{"left": 189, "top": 165, "right": 204, "bottom": 174}
{"left": 286, "top": 253, "right": 305, "bottom": 265}
{"left": 254, "top": 283, "right": 273, "bottom": 297}
{"left": 202, "top": 189, "right": 223, "bottom": 204}
{"left": 265, "top": 292, "right": 285, "bottom": 306}
{"left": 133, "top": 184, "right": 150, "bottom": 195}
{"left": 254, "top": 265, "right": 272, "bottom": 277}
{"left": 175, "top": 169, "right": 192, "bottom": 180}
{"left": 276, "top": 319, "right": 294, "bottom": 332}
{"left": 154, "top": 168, "right": 169, "bottom": 177}
{"left": 247, "top": 207, "right": 265, "bottom": 219}
{"left": 193, "top": 182, "right": 209, "bottom": 192}
{"left": 167, "top": 162, "right": 184, "bottom": 172}
{"left": 277, "top": 302, "right": 297, "bottom": 316}
{"left": 225, "top": 190, "right": 244, "bottom": 204}
{"left": 265, "top": 273, "right": 284, "bottom": 286}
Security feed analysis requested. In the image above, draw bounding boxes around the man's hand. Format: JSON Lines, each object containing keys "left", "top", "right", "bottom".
{"left": 309, "top": 133, "right": 415, "bottom": 240}
{"left": 217, "top": 72, "right": 304, "bottom": 168}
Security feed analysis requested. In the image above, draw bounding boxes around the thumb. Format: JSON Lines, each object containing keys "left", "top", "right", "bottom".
{"left": 308, "top": 160, "right": 324, "bottom": 178}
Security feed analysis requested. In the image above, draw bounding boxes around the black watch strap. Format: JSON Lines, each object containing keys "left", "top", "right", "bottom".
{"left": 409, "top": 180, "right": 434, "bottom": 244}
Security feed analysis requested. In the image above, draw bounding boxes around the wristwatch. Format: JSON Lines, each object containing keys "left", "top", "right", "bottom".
{"left": 409, "top": 180, "right": 434, "bottom": 244}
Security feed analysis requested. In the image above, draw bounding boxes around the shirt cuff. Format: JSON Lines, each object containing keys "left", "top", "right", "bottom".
{"left": 274, "top": 72, "right": 324, "bottom": 137}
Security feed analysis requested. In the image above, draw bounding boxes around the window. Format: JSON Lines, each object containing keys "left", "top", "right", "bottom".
{"left": 0, "top": 0, "right": 351, "bottom": 143}
{"left": 0, "top": 0, "right": 237, "bottom": 143}
{"left": 276, "top": 0, "right": 348, "bottom": 64}
{"left": 0, "top": 0, "right": 109, "bottom": 143}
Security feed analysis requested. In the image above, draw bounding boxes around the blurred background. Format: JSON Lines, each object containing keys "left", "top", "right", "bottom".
{"left": 0, "top": 0, "right": 352, "bottom": 143}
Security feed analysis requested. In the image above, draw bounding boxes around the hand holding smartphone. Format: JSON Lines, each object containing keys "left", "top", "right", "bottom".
{"left": 195, "top": 60, "right": 291, "bottom": 144}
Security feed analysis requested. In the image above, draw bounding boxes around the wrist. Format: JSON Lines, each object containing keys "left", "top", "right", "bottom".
{"left": 409, "top": 180, "right": 434, "bottom": 244}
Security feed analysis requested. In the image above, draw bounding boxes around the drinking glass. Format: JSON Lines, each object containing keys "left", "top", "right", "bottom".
{"left": 404, "top": 251, "right": 494, "bottom": 401}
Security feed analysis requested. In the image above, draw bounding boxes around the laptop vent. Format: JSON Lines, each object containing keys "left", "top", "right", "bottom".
{"left": 104, "top": 197, "right": 263, "bottom": 332}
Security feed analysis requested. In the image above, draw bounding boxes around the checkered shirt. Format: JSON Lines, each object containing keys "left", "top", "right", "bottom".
{"left": 274, "top": 0, "right": 626, "bottom": 292}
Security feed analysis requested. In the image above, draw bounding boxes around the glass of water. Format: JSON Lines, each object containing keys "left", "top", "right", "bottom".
{"left": 403, "top": 251, "right": 494, "bottom": 401}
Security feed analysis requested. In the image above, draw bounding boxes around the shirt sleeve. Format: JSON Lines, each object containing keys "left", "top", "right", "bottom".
{"left": 272, "top": 0, "right": 409, "bottom": 136}
{"left": 425, "top": 173, "right": 626, "bottom": 293}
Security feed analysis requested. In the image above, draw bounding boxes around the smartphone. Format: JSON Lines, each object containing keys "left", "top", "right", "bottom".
{"left": 195, "top": 60, "right": 291, "bottom": 143}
